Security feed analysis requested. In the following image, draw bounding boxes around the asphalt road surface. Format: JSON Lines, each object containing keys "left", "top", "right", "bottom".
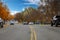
{"left": 0, "top": 24, "right": 60, "bottom": 40}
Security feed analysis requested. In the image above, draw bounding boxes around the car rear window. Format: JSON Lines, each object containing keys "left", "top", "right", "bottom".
{"left": 56, "top": 16, "right": 60, "bottom": 18}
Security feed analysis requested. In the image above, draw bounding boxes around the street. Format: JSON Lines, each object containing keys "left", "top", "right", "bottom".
{"left": 0, "top": 24, "right": 60, "bottom": 40}
{"left": 0, "top": 0, "right": 60, "bottom": 40}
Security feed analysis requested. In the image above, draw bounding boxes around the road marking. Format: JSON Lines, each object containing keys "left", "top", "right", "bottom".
{"left": 29, "top": 26, "right": 37, "bottom": 40}
{"left": 30, "top": 27, "right": 33, "bottom": 40}
{"left": 33, "top": 30, "right": 37, "bottom": 40}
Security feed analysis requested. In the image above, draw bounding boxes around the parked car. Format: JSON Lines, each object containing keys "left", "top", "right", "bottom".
{"left": 0, "top": 22, "right": 3, "bottom": 28}
{"left": 10, "top": 20, "right": 15, "bottom": 25}
{"left": 51, "top": 15, "right": 60, "bottom": 27}
{"left": 23, "top": 22, "right": 28, "bottom": 25}
{"left": 29, "top": 22, "right": 34, "bottom": 25}
{"left": 0, "top": 18, "right": 4, "bottom": 28}
{"left": 34, "top": 22, "right": 40, "bottom": 24}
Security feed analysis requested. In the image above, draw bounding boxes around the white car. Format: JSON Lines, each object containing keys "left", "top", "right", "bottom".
{"left": 10, "top": 20, "right": 15, "bottom": 25}
{"left": 29, "top": 22, "right": 34, "bottom": 25}
{"left": 23, "top": 22, "right": 28, "bottom": 25}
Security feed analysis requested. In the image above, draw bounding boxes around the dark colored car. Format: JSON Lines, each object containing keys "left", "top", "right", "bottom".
{"left": 51, "top": 15, "right": 60, "bottom": 27}
{"left": 0, "top": 22, "right": 4, "bottom": 28}
{"left": 34, "top": 22, "right": 40, "bottom": 24}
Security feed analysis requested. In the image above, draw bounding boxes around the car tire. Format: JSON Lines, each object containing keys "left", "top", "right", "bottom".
{"left": 1, "top": 25, "right": 3, "bottom": 28}
{"left": 51, "top": 21, "right": 53, "bottom": 26}
{"left": 55, "top": 22, "right": 58, "bottom": 27}
{"left": 51, "top": 23, "right": 53, "bottom": 26}
{"left": 55, "top": 24, "right": 58, "bottom": 27}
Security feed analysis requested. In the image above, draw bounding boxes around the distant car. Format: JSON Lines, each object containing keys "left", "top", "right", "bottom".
{"left": 34, "top": 22, "right": 40, "bottom": 24}
{"left": 51, "top": 15, "right": 60, "bottom": 27}
{"left": 0, "top": 18, "right": 4, "bottom": 28}
{"left": 0, "top": 22, "right": 4, "bottom": 28}
{"left": 10, "top": 20, "right": 14, "bottom": 25}
{"left": 23, "top": 22, "right": 28, "bottom": 25}
{"left": 29, "top": 22, "right": 34, "bottom": 25}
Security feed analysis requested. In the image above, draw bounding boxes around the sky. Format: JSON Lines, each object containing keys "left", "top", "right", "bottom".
{"left": 2, "top": 0, "right": 41, "bottom": 15}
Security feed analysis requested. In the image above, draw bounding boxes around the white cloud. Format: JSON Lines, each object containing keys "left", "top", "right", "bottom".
{"left": 10, "top": 11, "right": 20, "bottom": 15}
{"left": 25, "top": 0, "right": 41, "bottom": 5}
{"left": 22, "top": 8, "right": 25, "bottom": 11}
{"left": 24, "top": 0, "right": 47, "bottom": 6}
{"left": 23, "top": 3, "right": 36, "bottom": 5}
{"left": 10, "top": 8, "right": 26, "bottom": 15}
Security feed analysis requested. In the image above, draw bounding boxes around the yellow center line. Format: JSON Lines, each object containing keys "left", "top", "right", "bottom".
{"left": 33, "top": 30, "right": 37, "bottom": 40}
{"left": 29, "top": 26, "right": 37, "bottom": 40}
{"left": 31, "top": 26, "right": 33, "bottom": 40}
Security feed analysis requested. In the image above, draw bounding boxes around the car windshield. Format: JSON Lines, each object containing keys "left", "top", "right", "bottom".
{"left": 0, "top": 0, "right": 60, "bottom": 40}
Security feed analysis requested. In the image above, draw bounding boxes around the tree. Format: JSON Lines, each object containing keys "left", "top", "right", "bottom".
{"left": 15, "top": 13, "right": 23, "bottom": 22}
{"left": 8, "top": 14, "right": 14, "bottom": 20}
{"left": 50, "top": 0, "right": 60, "bottom": 15}
{"left": 22, "top": 7, "right": 40, "bottom": 22}
{"left": 37, "top": 0, "right": 60, "bottom": 23}
{"left": 0, "top": 2, "right": 10, "bottom": 21}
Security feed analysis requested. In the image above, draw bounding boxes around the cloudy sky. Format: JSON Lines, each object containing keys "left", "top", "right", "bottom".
{"left": 2, "top": 0, "right": 41, "bottom": 15}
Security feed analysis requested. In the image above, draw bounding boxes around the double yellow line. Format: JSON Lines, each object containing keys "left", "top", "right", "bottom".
{"left": 29, "top": 26, "right": 37, "bottom": 40}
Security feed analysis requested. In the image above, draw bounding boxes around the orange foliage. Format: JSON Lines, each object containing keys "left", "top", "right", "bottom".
{"left": 8, "top": 14, "right": 14, "bottom": 20}
{"left": 0, "top": 2, "right": 10, "bottom": 20}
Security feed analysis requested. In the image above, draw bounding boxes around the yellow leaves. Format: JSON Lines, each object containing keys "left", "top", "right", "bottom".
{"left": 7, "top": 14, "right": 14, "bottom": 20}
{"left": 0, "top": 2, "right": 10, "bottom": 20}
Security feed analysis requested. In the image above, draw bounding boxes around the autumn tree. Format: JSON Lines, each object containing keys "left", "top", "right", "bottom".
{"left": 22, "top": 7, "right": 40, "bottom": 22}
{"left": 37, "top": 0, "right": 60, "bottom": 23}
{"left": 0, "top": 2, "right": 10, "bottom": 21}
{"left": 15, "top": 13, "right": 23, "bottom": 22}
{"left": 50, "top": 0, "right": 60, "bottom": 15}
{"left": 8, "top": 14, "right": 14, "bottom": 20}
